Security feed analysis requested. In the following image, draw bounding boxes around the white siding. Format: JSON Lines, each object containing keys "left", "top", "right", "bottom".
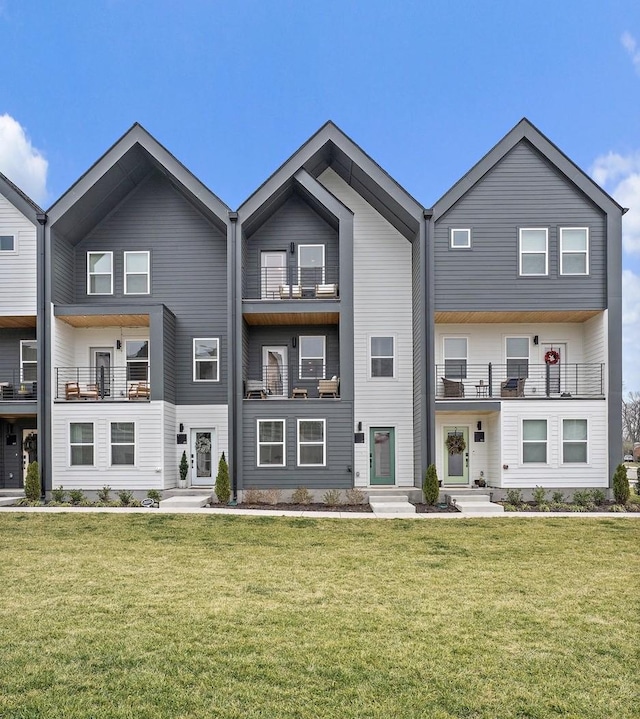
{"left": 163, "top": 402, "right": 177, "bottom": 488}
{"left": 0, "top": 195, "right": 36, "bottom": 315}
{"left": 174, "top": 405, "right": 228, "bottom": 488}
{"left": 51, "top": 313, "right": 75, "bottom": 398}
{"left": 583, "top": 312, "right": 606, "bottom": 364}
{"left": 319, "top": 168, "right": 414, "bottom": 487}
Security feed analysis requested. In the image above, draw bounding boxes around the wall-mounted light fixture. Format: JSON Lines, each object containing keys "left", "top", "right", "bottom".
{"left": 292, "top": 336, "right": 297, "bottom": 348}
{"left": 477, "top": 421, "right": 482, "bottom": 431}
{"left": 533, "top": 335, "right": 539, "bottom": 345}
{"left": 290, "top": 241, "right": 295, "bottom": 254}
{"left": 116, "top": 339, "right": 122, "bottom": 350}
{"left": 357, "top": 421, "right": 362, "bottom": 431}
{"left": 179, "top": 423, "right": 184, "bottom": 433}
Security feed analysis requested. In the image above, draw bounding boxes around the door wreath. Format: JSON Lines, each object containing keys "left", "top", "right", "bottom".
{"left": 445, "top": 432, "right": 466, "bottom": 455}
{"left": 544, "top": 349, "right": 560, "bottom": 365}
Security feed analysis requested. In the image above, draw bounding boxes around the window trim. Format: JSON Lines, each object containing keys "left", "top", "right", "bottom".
{"left": 561, "top": 418, "right": 589, "bottom": 464}
{"left": 297, "top": 418, "right": 326, "bottom": 467}
{"left": 193, "top": 338, "right": 220, "bottom": 382}
{"left": 110, "top": 421, "right": 136, "bottom": 467}
{"left": 450, "top": 228, "right": 471, "bottom": 249}
{"left": 87, "top": 251, "right": 114, "bottom": 295}
{"left": 443, "top": 336, "right": 468, "bottom": 379}
{"left": 505, "top": 336, "right": 529, "bottom": 379}
{"left": 369, "top": 335, "right": 396, "bottom": 378}
{"left": 0, "top": 233, "right": 16, "bottom": 253}
{"left": 519, "top": 228, "right": 548, "bottom": 276}
{"left": 298, "top": 335, "right": 326, "bottom": 379}
{"left": 522, "top": 419, "right": 548, "bottom": 464}
{"left": 69, "top": 422, "right": 95, "bottom": 467}
{"left": 20, "top": 339, "right": 37, "bottom": 382}
{"left": 559, "top": 227, "right": 589, "bottom": 276}
{"left": 125, "top": 339, "right": 150, "bottom": 383}
{"left": 298, "top": 244, "right": 325, "bottom": 285}
{"left": 257, "top": 419, "right": 286, "bottom": 468}
{"left": 124, "top": 251, "right": 151, "bottom": 295}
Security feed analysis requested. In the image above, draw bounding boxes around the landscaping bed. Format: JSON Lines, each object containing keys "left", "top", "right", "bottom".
{"left": 210, "top": 502, "right": 374, "bottom": 512}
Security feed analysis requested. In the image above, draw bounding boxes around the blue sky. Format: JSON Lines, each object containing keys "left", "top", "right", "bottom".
{"left": 1, "top": 0, "right": 640, "bottom": 388}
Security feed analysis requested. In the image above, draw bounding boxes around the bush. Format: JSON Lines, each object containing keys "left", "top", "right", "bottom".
{"left": 215, "top": 452, "right": 231, "bottom": 504}
{"left": 591, "top": 488, "right": 606, "bottom": 506}
{"left": 243, "top": 488, "right": 264, "bottom": 504}
{"left": 323, "top": 489, "right": 342, "bottom": 506}
{"left": 612, "top": 463, "right": 630, "bottom": 505}
{"left": 505, "top": 488, "right": 523, "bottom": 506}
{"left": 423, "top": 464, "right": 439, "bottom": 505}
{"left": 24, "top": 461, "right": 40, "bottom": 502}
{"left": 573, "top": 489, "right": 593, "bottom": 507}
{"left": 532, "top": 486, "right": 546, "bottom": 505}
{"left": 291, "top": 486, "right": 313, "bottom": 504}
{"left": 51, "top": 486, "right": 66, "bottom": 503}
{"left": 264, "top": 488, "right": 281, "bottom": 505}
{"left": 610, "top": 504, "right": 627, "bottom": 512}
{"left": 552, "top": 491, "right": 565, "bottom": 504}
{"left": 179, "top": 450, "right": 189, "bottom": 483}
{"left": 68, "top": 489, "right": 85, "bottom": 506}
{"left": 97, "top": 485, "right": 112, "bottom": 503}
{"left": 118, "top": 490, "right": 134, "bottom": 506}
{"left": 345, "top": 488, "right": 366, "bottom": 505}
{"left": 146, "top": 489, "right": 161, "bottom": 503}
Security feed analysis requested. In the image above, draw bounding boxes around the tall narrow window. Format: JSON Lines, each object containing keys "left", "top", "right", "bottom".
{"left": 193, "top": 338, "right": 219, "bottom": 381}
{"left": 111, "top": 422, "right": 135, "bottom": 466}
{"left": 370, "top": 337, "right": 395, "bottom": 377}
{"left": 87, "top": 252, "right": 113, "bottom": 294}
{"left": 126, "top": 340, "right": 149, "bottom": 381}
{"left": 450, "top": 228, "right": 471, "bottom": 248}
{"left": 299, "top": 336, "right": 325, "bottom": 378}
{"left": 444, "top": 338, "right": 467, "bottom": 379}
{"left": 522, "top": 419, "right": 547, "bottom": 463}
{"left": 506, "top": 337, "right": 529, "bottom": 378}
{"left": 70, "top": 422, "right": 94, "bottom": 466}
{"left": 0, "top": 235, "right": 15, "bottom": 252}
{"left": 20, "top": 340, "right": 37, "bottom": 381}
{"left": 519, "top": 229, "right": 548, "bottom": 276}
{"left": 297, "top": 419, "right": 326, "bottom": 466}
{"left": 124, "top": 251, "right": 150, "bottom": 294}
{"left": 257, "top": 419, "right": 285, "bottom": 467}
{"left": 560, "top": 228, "right": 589, "bottom": 275}
{"left": 563, "top": 419, "right": 588, "bottom": 463}
{"left": 298, "top": 245, "right": 325, "bottom": 288}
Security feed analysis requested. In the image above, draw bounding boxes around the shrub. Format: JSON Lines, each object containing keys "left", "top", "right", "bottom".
{"left": 591, "top": 488, "right": 606, "bottom": 506}
{"left": 423, "top": 464, "right": 439, "bottom": 505}
{"left": 146, "top": 489, "right": 161, "bottom": 503}
{"left": 552, "top": 491, "right": 565, "bottom": 504}
{"left": 179, "top": 450, "right": 189, "bottom": 483}
{"left": 503, "top": 503, "right": 518, "bottom": 512}
{"left": 215, "top": 452, "right": 231, "bottom": 504}
{"left": 612, "top": 463, "right": 630, "bottom": 505}
{"left": 505, "top": 488, "right": 523, "bottom": 506}
{"left": 118, "top": 490, "right": 134, "bottom": 506}
{"left": 264, "top": 488, "right": 281, "bottom": 505}
{"left": 573, "top": 489, "right": 593, "bottom": 507}
{"left": 323, "top": 489, "right": 342, "bottom": 506}
{"left": 51, "top": 486, "right": 66, "bottom": 503}
{"left": 97, "top": 485, "right": 112, "bottom": 503}
{"left": 24, "top": 461, "right": 40, "bottom": 502}
{"left": 610, "top": 504, "right": 627, "bottom": 512}
{"left": 243, "top": 488, "right": 264, "bottom": 504}
{"left": 532, "top": 486, "right": 546, "bottom": 505}
{"left": 291, "top": 486, "right": 313, "bottom": 505}
{"left": 345, "top": 488, "right": 366, "bottom": 505}
{"left": 538, "top": 503, "right": 550, "bottom": 512}
{"left": 68, "top": 489, "right": 85, "bottom": 506}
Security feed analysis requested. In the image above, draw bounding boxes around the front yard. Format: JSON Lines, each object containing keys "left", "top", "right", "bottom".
{"left": 0, "top": 514, "right": 638, "bottom": 718}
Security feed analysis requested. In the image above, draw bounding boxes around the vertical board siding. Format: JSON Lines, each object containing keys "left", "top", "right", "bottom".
{"left": 319, "top": 169, "right": 414, "bottom": 487}
{"left": 435, "top": 142, "right": 607, "bottom": 310}
{"left": 0, "top": 195, "right": 37, "bottom": 315}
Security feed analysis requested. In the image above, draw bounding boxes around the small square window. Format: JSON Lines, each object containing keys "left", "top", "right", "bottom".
{"left": 450, "top": 229, "right": 471, "bottom": 248}
{"left": 0, "top": 235, "right": 15, "bottom": 252}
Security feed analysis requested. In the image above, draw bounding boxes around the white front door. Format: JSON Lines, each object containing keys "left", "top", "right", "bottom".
{"left": 190, "top": 428, "right": 215, "bottom": 486}
{"left": 263, "top": 346, "right": 288, "bottom": 397}
{"left": 261, "top": 251, "right": 287, "bottom": 299}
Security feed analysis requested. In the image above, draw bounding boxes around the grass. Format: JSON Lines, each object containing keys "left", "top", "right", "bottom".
{"left": 0, "top": 514, "right": 638, "bottom": 718}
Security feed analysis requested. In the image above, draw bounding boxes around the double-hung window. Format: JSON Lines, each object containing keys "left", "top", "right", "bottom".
{"left": 299, "top": 336, "right": 325, "bottom": 379}
{"left": 370, "top": 337, "right": 394, "bottom": 377}
{"left": 450, "top": 228, "right": 471, "bottom": 248}
{"left": 560, "top": 228, "right": 588, "bottom": 275}
{"left": 298, "top": 244, "right": 325, "bottom": 288}
{"left": 126, "top": 340, "right": 149, "bottom": 382}
{"left": 506, "top": 337, "right": 529, "bottom": 378}
{"left": 0, "top": 234, "right": 15, "bottom": 252}
{"left": 297, "top": 419, "right": 326, "bottom": 466}
{"left": 20, "top": 340, "right": 37, "bottom": 381}
{"left": 124, "top": 251, "right": 150, "bottom": 294}
{"left": 111, "top": 422, "right": 135, "bottom": 466}
{"left": 87, "top": 251, "right": 113, "bottom": 294}
{"left": 70, "top": 422, "right": 94, "bottom": 466}
{"left": 562, "top": 419, "right": 588, "bottom": 463}
{"left": 522, "top": 419, "right": 547, "bottom": 463}
{"left": 193, "top": 338, "right": 219, "bottom": 381}
{"left": 444, "top": 338, "right": 467, "bottom": 379}
{"left": 257, "top": 419, "right": 285, "bottom": 467}
{"left": 519, "top": 229, "right": 548, "bottom": 276}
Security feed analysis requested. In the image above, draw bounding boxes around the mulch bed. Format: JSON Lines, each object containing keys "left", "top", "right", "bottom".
{"left": 498, "top": 501, "right": 640, "bottom": 512}
{"left": 414, "top": 503, "right": 459, "bottom": 513}
{"left": 211, "top": 502, "right": 374, "bottom": 512}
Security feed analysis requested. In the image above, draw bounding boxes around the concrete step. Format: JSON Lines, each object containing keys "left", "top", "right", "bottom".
{"left": 447, "top": 493, "right": 504, "bottom": 513}
{"left": 447, "top": 493, "right": 492, "bottom": 504}
{"left": 369, "top": 494, "right": 416, "bottom": 515}
{"left": 0, "top": 496, "right": 21, "bottom": 507}
{"left": 159, "top": 494, "right": 212, "bottom": 509}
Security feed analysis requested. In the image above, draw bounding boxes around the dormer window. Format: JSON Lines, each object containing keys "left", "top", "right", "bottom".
{"left": 87, "top": 252, "right": 113, "bottom": 295}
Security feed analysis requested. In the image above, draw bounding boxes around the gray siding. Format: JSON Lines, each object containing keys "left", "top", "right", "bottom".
{"left": 241, "top": 401, "right": 354, "bottom": 489}
{"left": 0, "top": 328, "right": 36, "bottom": 381}
{"left": 163, "top": 308, "right": 177, "bottom": 405}
{"left": 51, "top": 234, "right": 75, "bottom": 305}
{"left": 0, "top": 418, "right": 37, "bottom": 489}
{"left": 434, "top": 141, "right": 607, "bottom": 310}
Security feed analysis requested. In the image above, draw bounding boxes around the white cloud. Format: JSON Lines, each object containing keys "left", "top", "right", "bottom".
{"left": 622, "top": 269, "right": 640, "bottom": 392}
{"left": 0, "top": 114, "right": 48, "bottom": 205}
{"left": 622, "top": 31, "right": 640, "bottom": 75}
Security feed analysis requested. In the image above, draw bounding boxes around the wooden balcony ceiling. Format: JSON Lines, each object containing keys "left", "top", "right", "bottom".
{"left": 435, "top": 310, "right": 601, "bottom": 324}
{"left": 58, "top": 314, "right": 150, "bottom": 328}
{"left": 244, "top": 311, "right": 339, "bottom": 326}
{"left": 0, "top": 315, "right": 37, "bottom": 328}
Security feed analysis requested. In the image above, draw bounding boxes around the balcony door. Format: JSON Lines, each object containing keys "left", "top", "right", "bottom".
{"left": 263, "top": 346, "right": 288, "bottom": 398}
{"left": 261, "top": 251, "right": 286, "bottom": 299}
{"left": 542, "top": 343, "right": 567, "bottom": 395}
{"left": 90, "top": 347, "right": 112, "bottom": 397}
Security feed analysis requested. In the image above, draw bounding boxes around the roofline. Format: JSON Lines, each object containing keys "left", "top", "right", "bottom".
{"left": 0, "top": 171, "right": 44, "bottom": 223}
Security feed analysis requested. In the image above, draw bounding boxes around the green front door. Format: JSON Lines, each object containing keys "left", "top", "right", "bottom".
{"left": 370, "top": 428, "right": 395, "bottom": 485}
{"left": 443, "top": 427, "right": 469, "bottom": 485}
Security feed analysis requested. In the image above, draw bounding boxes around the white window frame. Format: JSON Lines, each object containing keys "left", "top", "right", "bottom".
{"left": 443, "top": 337, "right": 468, "bottom": 379}
{"left": 450, "top": 228, "right": 471, "bottom": 249}
{"left": 298, "top": 244, "right": 325, "bottom": 286}
{"left": 20, "top": 339, "right": 37, "bottom": 382}
{"left": 125, "top": 339, "right": 149, "bottom": 382}
{"left": 110, "top": 421, "right": 136, "bottom": 467}
{"left": 522, "top": 419, "right": 548, "bottom": 464}
{"left": 257, "top": 419, "right": 285, "bottom": 468}
{"left": 0, "top": 233, "right": 16, "bottom": 253}
{"left": 297, "top": 419, "right": 326, "bottom": 467}
{"left": 299, "top": 335, "right": 326, "bottom": 379}
{"left": 560, "top": 227, "right": 589, "bottom": 276}
{"left": 193, "top": 338, "right": 220, "bottom": 382}
{"left": 87, "top": 251, "right": 113, "bottom": 295}
{"left": 124, "top": 251, "right": 151, "bottom": 295}
{"left": 562, "top": 418, "right": 589, "bottom": 464}
{"left": 505, "top": 337, "right": 529, "bottom": 378}
{"left": 370, "top": 336, "right": 395, "bottom": 378}
{"left": 69, "top": 422, "right": 94, "bottom": 467}
{"left": 519, "top": 228, "right": 548, "bottom": 276}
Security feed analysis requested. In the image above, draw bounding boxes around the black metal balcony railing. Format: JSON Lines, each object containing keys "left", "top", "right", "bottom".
{"left": 435, "top": 363, "right": 605, "bottom": 399}
{"left": 0, "top": 369, "right": 37, "bottom": 401}
{"left": 55, "top": 367, "right": 150, "bottom": 401}
{"left": 244, "top": 364, "right": 340, "bottom": 399}
{"left": 244, "top": 265, "right": 340, "bottom": 300}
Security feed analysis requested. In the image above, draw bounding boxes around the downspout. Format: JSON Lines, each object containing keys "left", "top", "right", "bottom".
{"left": 35, "top": 211, "right": 48, "bottom": 498}
{"left": 228, "top": 212, "right": 238, "bottom": 503}
{"left": 423, "top": 208, "right": 435, "bottom": 468}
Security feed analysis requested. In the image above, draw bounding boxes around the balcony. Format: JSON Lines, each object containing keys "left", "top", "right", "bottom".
{"left": 55, "top": 367, "right": 150, "bottom": 401}
{"left": 0, "top": 370, "right": 37, "bottom": 401}
{"left": 244, "top": 265, "right": 339, "bottom": 301}
{"left": 244, "top": 364, "right": 340, "bottom": 400}
{"left": 435, "top": 363, "right": 605, "bottom": 400}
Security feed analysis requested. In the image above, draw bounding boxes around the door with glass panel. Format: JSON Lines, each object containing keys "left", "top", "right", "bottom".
{"left": 370, "top": 428, "right": 395, "bottom": 485}
{"left": 90, "top": 347, "right": 112, "bottom": 397}
{"left": 443, "top": 426, "right": 469, "bottom": 485}
{"left": 263, "top": 346, "right": 288, "bottom": 397}
{"left": 261, "top": 251, "right": 287, "bottom": 299}
{"left": 542, "top": 343, "right": 566, "bottom": 395}
{"left": 190, "top": 428, "right": 215, "bottom": 486}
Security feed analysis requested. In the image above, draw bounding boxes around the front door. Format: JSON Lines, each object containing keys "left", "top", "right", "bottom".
{"left": 190, "top": 428, "right": 215, "bottom": 486}
{"left": 90, "top": 347, "right": 112, "bottom": 397}
{"left": 370, "top": 428, "right": 395, "bottom": 485}
{"left": 22, "top": 429, "right": 37, "bottom": 484}
{"left": 261, "top": 251, "right": 287, "bottom": 299}
{"left": 443, "top": 426, "right": 469, "bottom": 485}
{"left": 263, "top": 346, "right": 288, "bottom": 397}
{"left": 542, "top": 343, "right": 567, "bottom": 395}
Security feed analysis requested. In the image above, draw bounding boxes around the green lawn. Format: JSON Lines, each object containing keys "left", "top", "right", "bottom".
{"left": 0, "top": 514, "right": 638, "bottom": 718}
